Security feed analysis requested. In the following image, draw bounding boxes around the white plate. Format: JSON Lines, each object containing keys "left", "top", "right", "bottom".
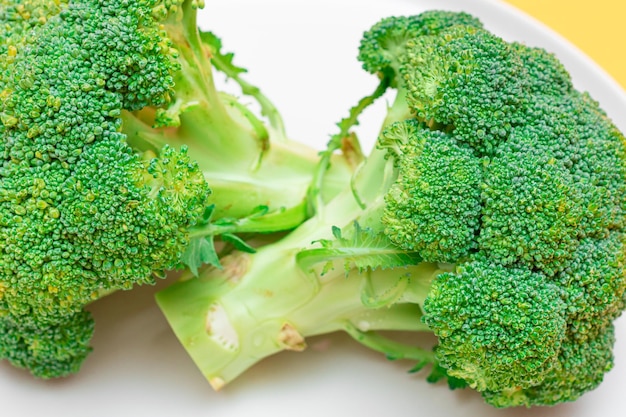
{"left": 2, "top": 1, "right": 625, "bottom": 416}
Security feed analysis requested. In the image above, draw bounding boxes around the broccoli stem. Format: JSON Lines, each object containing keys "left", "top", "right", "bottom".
{"left": 188, "top": 201, "right": 308, "bottom": 238}
{"left": 124, "top": 105, "right": 352, "bottom": 225}
{"left": 343, "top": 324, "right": 436, "bottom": 363}
{"left": 158, "top": 142, "right": 436, "bottom": 389}
{"left": 163, "top": 4, "right": 266, "bottom": 167}
{"left": 201, "top": 138, "right": 353, "bottom": 220}
{"left": 307, "top": 78, "right": 390, "bottom": 213}
{"left": 121, "top": 1, "right": 357, "bottom": 230}
{"left": 156, "top": 236, "right": 436, "bottom": 389}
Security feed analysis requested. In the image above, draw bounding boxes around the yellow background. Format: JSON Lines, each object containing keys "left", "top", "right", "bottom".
{"left": 503, "top": 0, "right": 625, "bottom": 91}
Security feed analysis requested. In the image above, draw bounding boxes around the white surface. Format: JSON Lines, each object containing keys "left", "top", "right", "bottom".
{"left": 2, "top": 1, "right": 626, "bottom": 416}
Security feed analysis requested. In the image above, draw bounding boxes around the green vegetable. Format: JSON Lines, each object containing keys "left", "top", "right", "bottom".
{"left": 156, "top": 10, "right": 626, "bottom": 407}
{"left": 0, "top": 0, "right": 352, "bottom": 378}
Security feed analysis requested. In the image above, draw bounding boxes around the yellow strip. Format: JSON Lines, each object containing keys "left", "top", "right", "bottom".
{"left": 503, "top": 0, "right": 625, "bottom": 91}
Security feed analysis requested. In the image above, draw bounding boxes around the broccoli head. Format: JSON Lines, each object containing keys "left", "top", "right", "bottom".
{"left": 0, "top": 0, "right": 353, "bottom": 378}
{"left": 151, "top": 10, "right": 626, "bottom": 408}
{"left": 380, "top": 119, "right": 482, "bottom": 262}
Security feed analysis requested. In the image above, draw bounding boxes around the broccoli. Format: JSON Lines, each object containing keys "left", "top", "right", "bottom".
{"left": 0, "top": 0, "right": 353, "bottom": 378}
{"left": 156, "top": 10, "right": 626, "bottom": 407}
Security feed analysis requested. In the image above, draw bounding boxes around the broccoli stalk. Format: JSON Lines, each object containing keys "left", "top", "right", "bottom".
{"left": 157, "top": 10, "right": 626, "bottom": 408}
{"left": 120, "top": 0, "right": 354, "bottom": 234}
{"left": 156, "top": 249, "right": 439, "bottom": 390}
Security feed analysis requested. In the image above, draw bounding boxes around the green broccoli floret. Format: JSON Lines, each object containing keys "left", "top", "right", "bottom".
{"left": 484, "top": 326, "right": 616, "bottom": 407}
{"left": 479, "top": 234, "right": 626, "bottom": 407}
{"left": 401, "top": 25, "right": 529, "bottom": 155}
{"left": 357, "top": 10, "right": 483, "bottom": 82}
{"left": 0, "top": 0, "right": 353, "bottom": 378}
{"left": 0, "top": 310, "right": 95, "bottom": 379}
{"left": 357, "top": 11, "right": 484, "bottom": 125}
{"left": 510, "top": 42, "right": 573, "bottom": 96}
{"left": 380, "top": 119, "right": 482, "bottom": 262}
{"left": 478, "top": 133, "right": 585, "bottom": 275}
{"left": 558, "top": 234, "right": 626, "bottom": 342}
{"left": 423, "top": 260, "right": 567, "bottom": 393}
{"left": 155, "top": 10, "right": 626, "bottom": 407}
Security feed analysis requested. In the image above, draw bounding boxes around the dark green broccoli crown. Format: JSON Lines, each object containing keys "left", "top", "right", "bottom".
{"left": 367, "top": 11, "right": 626, "bottom": 404}
{"left": 0, "top": 0, "right": 209, "bottom": 377}
{"left": 557, "top": 234, "right": 626, "bottom": 342}
{"left": 500, "top": 92, "right": 626, "bottom": 237}
{"left": 0, "top": 309, "right": 94, "bottom": 379}
{"left": 423, "top": 260, "right": 567, "bottom": 393}
{"left": 380, "top": 119, "right": 482, "bottom": 263}
{"left": 560, "top": 93, "right": 626, "bottom": 233}
{"left": 357, "top": 11, "right": 483, "bottom": 83}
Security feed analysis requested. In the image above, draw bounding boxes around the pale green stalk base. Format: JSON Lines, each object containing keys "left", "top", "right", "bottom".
{"left": 156, "top": 240, "right": 438, "bottom": 389}
{"left": 156, "top": 156, "right": 441, "bottom": 388}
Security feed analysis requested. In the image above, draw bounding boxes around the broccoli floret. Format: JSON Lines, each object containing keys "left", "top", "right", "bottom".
{"left": 155, "top": 10, "right": 626, "bottom": 408}
{"left": 401, "top": 25, "right": 529, "bottom": 155}
{"left": 380, "top": 119, "right": 482, "bottom": 262}
{"left": 357, "top": 10, "right": 483, "bottom": 83}
{"left": 484, "top": 326, "right": 616, "bottom": 407}
{"left": 510, "top": 42, "right": 573, "bottom": 96}
{"left": 423, "top": 260, "right": 567, "bottom": 393}
{"left": 0, "top": 0, "right": 353, "bottom": 378}
{"left": 557, "top": 233, "right": 626, "bottom": 342}
{"left": 0, "top": 310, "right": 94, "bottom": 379}
{"left": 478, "top": 133, "right": 585, "bottom": 275}
{"left": 357, "top": 11, "right": 484, "bottom": 126}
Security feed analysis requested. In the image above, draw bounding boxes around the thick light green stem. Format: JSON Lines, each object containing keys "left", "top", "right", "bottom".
{"left": 156, "top": 250, "right": 436, "bottom": 389}
{"left": 122, "top": 1, "right": 358, "bottom": 229}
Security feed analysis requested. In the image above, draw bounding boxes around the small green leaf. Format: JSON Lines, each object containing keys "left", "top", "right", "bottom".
{"left": 249, "top": 205, "right": 270, "bottom": 217}
{"left": 408, "top": 360, "right": 428, "bottom": 373}
{"left": 221, "top": 233, "right": 256, "bottom": 254}
{"left": 299, "top": 222, "right": 422, "bottom": 273}
{"left": 331, "top": 225, "right": 342, "bottom": 240}
{"left": 199, "top": 31, "right": 248, "bottom": 76}
{"left": 426, "top": 362, "right": 468, "bottom": 390}
{"left": 201, "top": 204, "right": 216, "bottom": 224}
{"left": 181, "top": 236, "right": 221, "bottom": 276}
{"left": 361, "top": 272, "right": 411, "bottom": 308}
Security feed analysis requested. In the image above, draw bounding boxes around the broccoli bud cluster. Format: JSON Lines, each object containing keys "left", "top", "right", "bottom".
{"left": 359, "top": 11, "right": 626, "bottom": 406}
